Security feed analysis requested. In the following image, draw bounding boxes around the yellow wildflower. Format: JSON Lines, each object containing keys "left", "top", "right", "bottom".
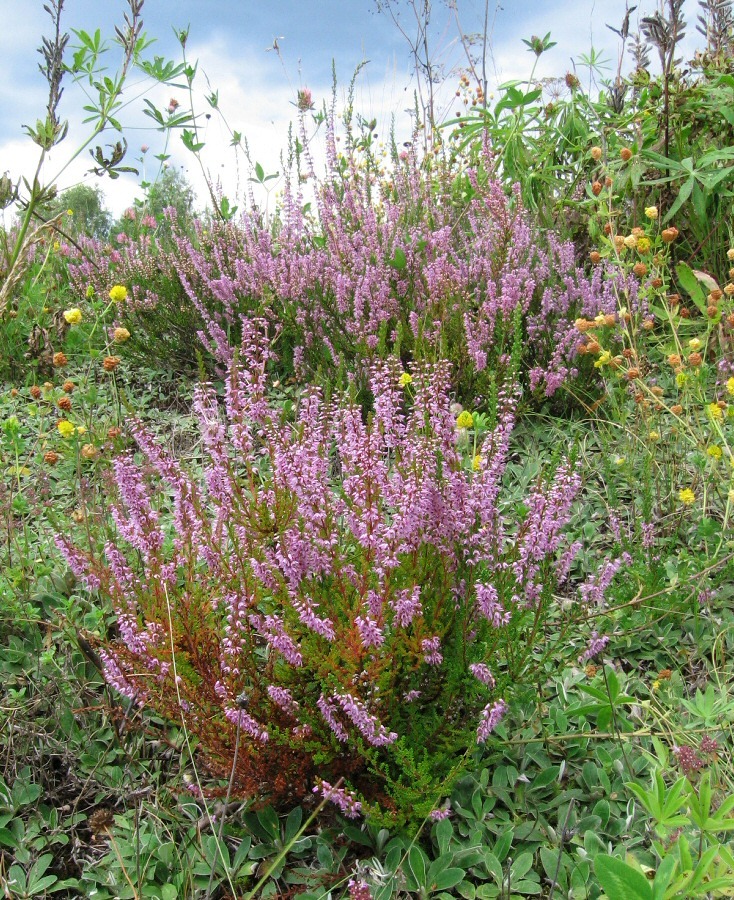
{"left": 726, "top": 377, "right": 734, "bottom": 396}
{"left": 648, "top": 431, "right": 660, "bottom": 441}
{"left": 676, "top": 372, "right": 687, "bottom": 388}
{"left": 109, "top": 285, "right": 128, "bottom": 303}
{"left": 636, "top": 236, "right": 651, "bottom": 253}
{"left": 398, "top": 372, "right": 412, "bottom": 388}
{"left": 57, "top": 420, "right": 75, "bottom": 438}
{"left": 86, "top": 285, "right": 95, "bottom": 299}
{"left": 623, "top": 234, "right": 638, "bottom": 249}
{"left": 53, "top": 241, "right": 60, "bottom": 252}
{"left": 113, "top": 327, "right": 131, "bottom": 343}
{"left": 707, "top": 445, "right": 723, "bottom": 460}
{"left": 708, "top": 402, "right": 724, "bottom": 420}
{"left": 456, "top": 410, "right": 474, "bottom": 429}
{"left": 594, "top": 350, "right": 612, "bottom": 368}
{"left": 66, "top": 208, "right": 74, "bottom": 216}
{"left": 472, "top": 454, "right": 483, "bottom": 472}
{"left": 614, "top": 455, "right": 626, "bottom": 466}
{"left": 727, "top": 248, "right": 734, "bottom": 261}
{"left": 678, "top": 488, "right": 696, "bottom": 505}
{"left": 644, "top": 206, "right": 658, "bottom": 220}
{"left": 63, "top": 308, "right": 83, "bottom": 325}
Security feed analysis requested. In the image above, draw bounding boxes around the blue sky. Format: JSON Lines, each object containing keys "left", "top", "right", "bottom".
{"left": 0, "top": 0, "right": 702, "bottom": 217}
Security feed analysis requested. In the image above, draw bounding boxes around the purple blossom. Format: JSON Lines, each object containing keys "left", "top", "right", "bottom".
{"left": 334, "top": 692, "right": 398, "bottom": 746}
{"left": 317, "top": 694, "right": 349, "bottom": 742}
{"left": 477, "top": 699, "right": 507, "bottom": 743}
{"left": 579, "top": 631, "right": 610, "bottom": 663}
{"left": 475, "top": 583, "right": 510, "bottom": 627}
{"left": 422, "top": 636, "right": 443, "bottom": 666}
{"left": 390, "top": 586, "right": 422, "bottom": 627}
{"left": 313, "top": 779, "right": 362, "bottom": 818}
{"left": 469, "top": 663, "right": 496, "bottom": 688}
{"left": 224, "top": 706, "right": 269, "bottom": 743}
{"left": 430, "top": 802, "right": 451, "bottom": 821}
{"left": 356, "top": 615, "right": 385, "bottom": 648}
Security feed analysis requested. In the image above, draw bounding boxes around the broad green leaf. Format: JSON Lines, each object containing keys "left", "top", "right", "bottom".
{"left": 595, "top": 855, "right": 653, "bottom": 900}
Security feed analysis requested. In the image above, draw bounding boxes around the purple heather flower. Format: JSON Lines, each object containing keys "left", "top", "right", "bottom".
{"left": 469, "top": 663, "right": 495, "bottom": 688}
{"left": 477, "top": 699, "right": 507, "bottom": 743}
{"left": 579, "top": 631, "right": 610, "bottom": 663}
{"left": 430, "top": 802, "right": 451, "bottom": 821}
{"left": 313, "top": 778, "right": 362, "bottom": 818}
{"left": 422, "top": 636, "right": 443, "bottom": 666}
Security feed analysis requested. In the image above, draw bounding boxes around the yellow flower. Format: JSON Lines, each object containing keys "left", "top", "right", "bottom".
{"left": 708, "top": 402, "right": 724, "bottom": 420}
{"left": 644, "top": 206, "right": 658, "bottom": 220}
{"left": 678, "top": 488, "right": 696, "bottom": 505}
{"left": 63, "top": 308, "right": 83, "bottom": 325}
{"left": 57, "top": 420, "right": 75, "bottom": 438}
{"left": 688, "top": 338, "right": 702, "bottom": 352}
{"left": 707, "top": 445, "right": 723, "bottom": 460}
{"left": 652, "top": 680, "right": 661, "bottom": 692}
{"left": 727, "top": 377, "right": 734, "bottom": 396}
{"left": 113, "top": 327, "right": 131, "bottom": 343}
{"left": 472, "top": 454, "right": 483, "bottom": 472}
{"left": 648, "top": 430, "right": 660, "bottom": 441}
{"left": 53, "top": 241, "right": 60, "bottom": 252}
{"left": 623, "top": 234, "right": 638, "bottom": 249}
{"left": 728, "top": 248, "right": 734, "bottom": 261}
{"left": 676, "top": 372, "right": 688, "bottom": 388}
{"left": 729, "top": 488, "right": 734, "bottom": 503}
{"left": 85, "top": 285, "right": 95, "bottom": 299}
{"left": 66, "top": 208, "right": 74, "bottom": 216}
{"left": 76, "top": 425, "right": 87, "bottom": 436}
{"left": 594, "top": 350, "right": 612, "bottom": 368}
{"left": 636, "top": 236, "right": 651, "bottom": 253}
{"left": 456, "top": 410, "right": 474, "bottom": 429}
{"left": 398, "top": 372, "right": 412, "bottom": 388}
{"left": 109, "top": 284, "right": 128, "bottom": 303}
{"left": 614, "top": 455, "right": 626, "bottom": 466}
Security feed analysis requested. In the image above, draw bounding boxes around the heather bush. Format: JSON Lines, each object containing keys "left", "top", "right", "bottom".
{"left": 68, "top": 128, "right": 627, "bottom": 402}
{"left": 54, "top": 320, "right": 616, "bottom": 826}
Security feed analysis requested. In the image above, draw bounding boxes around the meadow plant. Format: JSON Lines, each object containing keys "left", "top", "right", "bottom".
{"left": 68, "top": 129, "right": 623, "bottom": 400}
{"left": 56, "top": 321, "right": 600, "bottom": 825}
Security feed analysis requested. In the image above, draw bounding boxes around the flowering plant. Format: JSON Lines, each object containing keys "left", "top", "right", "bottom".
{"left": 58, "top": 322, "right": 591, "bottom": 824}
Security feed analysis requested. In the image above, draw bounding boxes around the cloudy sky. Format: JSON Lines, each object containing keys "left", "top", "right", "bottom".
{"left": 0, "top": 0, "right": 702, "bottom": 218}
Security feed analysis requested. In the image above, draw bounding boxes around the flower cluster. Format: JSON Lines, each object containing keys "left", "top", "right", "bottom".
{"left": 57, "top": 326, "right": 593, "bottom": 823}
{"left": 67, "top": 128, "right": 615, "bottom": 401}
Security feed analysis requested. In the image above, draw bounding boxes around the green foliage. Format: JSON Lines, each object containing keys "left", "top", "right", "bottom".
{"left": 2, "top": 4, "right": 734, "bottom": 898}
{"left": 40, "top": 184, "right": 112, "bottom": 241}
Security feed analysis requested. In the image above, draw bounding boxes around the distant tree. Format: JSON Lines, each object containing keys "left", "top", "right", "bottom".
{"left": 111, "top": 167, "right": 198, "bottom": 239}
{"left": 144, "top": 166, "right": 197, "bottom": 224}
{"left": 43, "top": 183, "right": 112, "bottom": 241}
